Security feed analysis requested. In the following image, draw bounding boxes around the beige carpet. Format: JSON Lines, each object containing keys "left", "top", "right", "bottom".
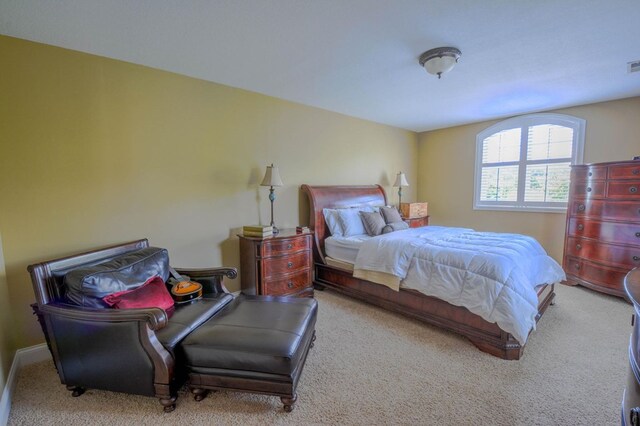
{"left": 9, "top": 284, "right": 632, "bottom": 425}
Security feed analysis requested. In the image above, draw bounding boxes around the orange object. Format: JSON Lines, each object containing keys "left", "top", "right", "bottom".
{"left": 170, "top": 280, "right": 203, "bottom": 303}
{"left": 400, "top": 202, "right": 428, "bottom": 218}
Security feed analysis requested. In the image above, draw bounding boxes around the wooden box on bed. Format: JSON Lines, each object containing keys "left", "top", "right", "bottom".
{"left": 301, "top": 184, "right": 555, "bottom": 360}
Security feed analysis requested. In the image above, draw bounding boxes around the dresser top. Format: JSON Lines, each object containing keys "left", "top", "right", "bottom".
{"left": 624, "top": 268, "right": 640, "bottom": 305}
{"left": 573, "top": 159, "right": 640, "bottom": 168}
{"left": 238, "top": 228, "right": 312, "bottom": 240}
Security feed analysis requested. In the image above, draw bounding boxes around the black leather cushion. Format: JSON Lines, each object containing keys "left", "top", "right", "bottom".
{"left": 64, "top": 247, "right": 170, "bottom": 308}
{"left": 156, "top": 294, "right": 234, "bottom": 355}
{"left": 181, "top": 295, "right": 317, "bottom": 376}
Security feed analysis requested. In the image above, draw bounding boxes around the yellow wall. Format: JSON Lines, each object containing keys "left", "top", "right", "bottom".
{"left": 0, "top": 234, "right": 12, "bottom": 393}
{"left": 417, "top": 97, "right": 640, "bottom": 262}
{"left": 0, "top": 35, "right": 417, "bottom": 350}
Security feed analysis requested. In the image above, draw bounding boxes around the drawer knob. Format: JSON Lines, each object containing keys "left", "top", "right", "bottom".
{"left": 586, "top": 187, "right": 592, "bottom": 192}
{"left": 287, "top": 281, "right": 294, "bottom": 289}
{"left": 287, "top": 262, "right": 293, "bottom": 268}
{"left": 576, "top": 244, "right": 582, "bottom": 250}
{"left": 633, "top": 169, "right": 639, "bottom": 175}
{"left": 588, "top": 172, "right": 593, "bottom": 177}
{"left": 634, "top": 256, "right": 640, "bottom": 261}
{"left": 574, "top": 263, "right": 580, "bottom": 270}
{"left": 637, "top": 232, "right": 640, "bottom": 238}
{"left": 287, "top": 243, "right": 293, "bottom": 249}
{"left": 577, "top": 204, "right": 585, "bottom": 212}
{"left": 577, "top": 224, "right": 584, "bottom": 231}
{"left": 631, "top": 186, "right": 638, "bottom": 193}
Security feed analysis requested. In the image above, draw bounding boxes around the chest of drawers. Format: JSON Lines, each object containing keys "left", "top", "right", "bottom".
{"left": 239, "top": 229, "right": 314, "bottom": 297}
{"left": 563, "top": 160, "right": 640, "bottom": 297}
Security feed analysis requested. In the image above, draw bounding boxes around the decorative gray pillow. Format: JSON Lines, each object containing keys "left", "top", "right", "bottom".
{"left": 380, "top": 206, "right": 403, "bottom": 224}
{"left": 382, "top": 221, "right": 409, "bottom": 234}
{"left": 359, "top": 211, "right": 386, "bottom": 236}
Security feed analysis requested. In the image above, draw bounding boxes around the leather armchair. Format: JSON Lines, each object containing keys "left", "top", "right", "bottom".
{"left": 28, "top": 239, "right": 237, "bottom": 412}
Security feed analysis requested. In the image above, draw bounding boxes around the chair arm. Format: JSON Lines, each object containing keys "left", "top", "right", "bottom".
{"left": 173, "top": 267, "right": 237, "bottom": 295}
{"left": 37, "top": 302, "right": 174, "bottom": 397}
{"left": 39, "top": 303, "right": 169, "bottom": 330}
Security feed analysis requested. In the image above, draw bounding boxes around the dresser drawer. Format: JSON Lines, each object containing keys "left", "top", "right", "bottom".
{"left": 571, "top": 165, "right": 607, "bottom": 181}
{"left": 569, "top": 200, "right": 640, "bottom": 222}
{"left": 262, "top": 251, "right": 310, "bottom": 277}
{"left": 261, "top": 235, "right": 311, "bottom": 257}
{"left": 262, "top": 270, "right": 312, "bottom": 296}
{"left": 608, "top": 181, "right": 640, "bottom": 199}
{"left": 568, "top": 218, "right": 640, "bottom": 247}
{"left": 570, "top": 181, "right": 606, "bottom": 198}
{"left": 609, "top": 164, "right": 640, "bottom": 180}
{"left": 564, "top": 256, "right": 628, "bottom": 291}
{"left": 566, "top": 237, "right": 640, "bottom": 268}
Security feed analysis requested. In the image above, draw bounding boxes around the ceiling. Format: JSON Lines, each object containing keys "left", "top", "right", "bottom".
{"left": 1, "top": 0, "right": 639, "bottom": 132}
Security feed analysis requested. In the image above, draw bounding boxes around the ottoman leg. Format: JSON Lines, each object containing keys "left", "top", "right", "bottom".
{"left": 310, "top": 333, "right": 317, "bottom": 348}
{"left": 159, "top": 396, "right": 176, "bottom": 413}
{"left": 281, "top": 393, "right": 297, "bottom": 412}
{"left": 66, "top": 385, "right": 85, "bottom": 397}
{"left": 191, "top": 387, "right": 211, "bottom": 402}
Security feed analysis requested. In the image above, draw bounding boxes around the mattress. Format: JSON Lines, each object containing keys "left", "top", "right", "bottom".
{"left": 324, "top": 234, "right": 369, "bottom": 264}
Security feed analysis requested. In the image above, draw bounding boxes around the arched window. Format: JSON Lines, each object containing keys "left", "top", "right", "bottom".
{"left": 474, "top": 113, "right": 585, "bottom": 212}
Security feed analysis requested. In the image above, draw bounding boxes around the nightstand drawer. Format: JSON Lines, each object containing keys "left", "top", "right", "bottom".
{"left": 263, "top": 270, "right": 312, "bottom": 296}
{"left": 262, "top": 235, "right": 311, "bottom": 257}
{"left": 262, "top": 251, "right": 310, "bottom": 277}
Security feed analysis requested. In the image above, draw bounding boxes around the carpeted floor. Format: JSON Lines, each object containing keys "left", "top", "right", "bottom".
{"left": 8, "top": 284, "right": 632, "bottom": 425}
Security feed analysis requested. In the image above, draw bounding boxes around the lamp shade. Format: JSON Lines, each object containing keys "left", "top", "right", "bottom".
{"left": 393, "top": 172, "right": 409, "bottom": 187}
{"left": 260, "top": 164, "right": 284, "bottom": 187}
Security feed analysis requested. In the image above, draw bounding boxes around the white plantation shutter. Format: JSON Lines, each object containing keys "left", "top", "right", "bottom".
{"left": 479, "top": 128, "right": 520, "bottom": 202}
{"left": 474, "top": 114, "right": 585, "bottom": 212}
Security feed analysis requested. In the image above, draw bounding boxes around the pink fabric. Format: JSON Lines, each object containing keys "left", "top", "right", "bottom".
{"left": 103, "top": 275, "right": 174, "bottom": 310}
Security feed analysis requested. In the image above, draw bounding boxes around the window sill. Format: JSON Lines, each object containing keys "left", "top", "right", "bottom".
{"left": 473, "top": 205, "right": 567, "bottom": 214}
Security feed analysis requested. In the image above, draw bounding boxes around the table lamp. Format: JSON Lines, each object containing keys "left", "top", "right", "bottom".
{"left": 260, "top": 164, "right": 284, "bottom": 234}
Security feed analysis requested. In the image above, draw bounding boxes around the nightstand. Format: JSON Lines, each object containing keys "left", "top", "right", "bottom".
{"left": 239, "top": 229, "right": 313, "bottom": 297}
{"left": 404, "top": 215, "right": 430, "bottom": 228}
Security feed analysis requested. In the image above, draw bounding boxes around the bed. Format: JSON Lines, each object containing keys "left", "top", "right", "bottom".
{"left": 301, "top": 184, "right": 563, "bottom": 360}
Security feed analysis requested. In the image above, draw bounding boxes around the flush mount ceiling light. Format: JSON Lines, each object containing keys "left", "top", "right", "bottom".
{"left": 419, "top": 47, "right": 461, "bottom": 79}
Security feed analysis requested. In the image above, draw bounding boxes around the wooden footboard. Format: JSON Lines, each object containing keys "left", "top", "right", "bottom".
{"left": 314, "top": 262, "right": 555, "bottom": 360}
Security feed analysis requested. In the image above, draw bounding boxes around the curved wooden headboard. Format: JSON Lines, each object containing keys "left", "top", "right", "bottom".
{"left": 301, "top": 184, "right": 387, "bottom": 264}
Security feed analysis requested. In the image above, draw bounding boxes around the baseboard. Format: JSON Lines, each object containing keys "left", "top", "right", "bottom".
{"left": 0, "top": 344, "right": 51, "bottom": 426}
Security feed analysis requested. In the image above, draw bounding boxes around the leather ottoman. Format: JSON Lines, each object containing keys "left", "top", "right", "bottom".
{"left": 180, "top": 295, "right": 317, "bottom": 412}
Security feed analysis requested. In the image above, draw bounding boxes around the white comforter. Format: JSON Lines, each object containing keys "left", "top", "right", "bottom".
{"left": 353, "top": 226, "right": 566, "bottom": 344}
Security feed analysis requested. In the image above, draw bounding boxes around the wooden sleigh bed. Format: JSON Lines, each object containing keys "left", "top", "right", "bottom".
{"left": 301, "top": 184, "right": 556, "bottom": 360}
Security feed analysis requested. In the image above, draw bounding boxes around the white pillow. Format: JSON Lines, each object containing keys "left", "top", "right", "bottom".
{"left": 323, "top": 208, "right": 344, "bottom": 237}
{"left": 336, "top": 208, "right": 368, "bottom": 237}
